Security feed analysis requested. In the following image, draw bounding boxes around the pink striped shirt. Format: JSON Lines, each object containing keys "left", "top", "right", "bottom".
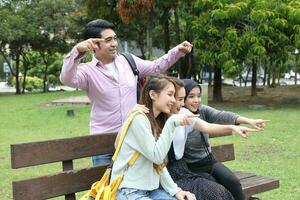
{"left": 60, "top": 46, "right": 184, "bottom": 135}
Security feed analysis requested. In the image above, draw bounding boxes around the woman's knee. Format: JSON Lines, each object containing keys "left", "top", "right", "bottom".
{"left": 117, "top": 188, "right": 150, "bottom": 200}
{"left": 224, "top": 174, "right": 241, "bottom": 186}
{"left": 212, "top": 163, "right": 241, "bottom": 187}
{"left": 149, "top": 188, "right": 177, "bottom": 200}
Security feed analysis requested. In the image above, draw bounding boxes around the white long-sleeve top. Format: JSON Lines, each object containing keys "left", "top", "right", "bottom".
{"left": 111, "top": 114, "right": 182, "bottom": 196}
{"left": 172, "top": 108, "right": 196, "bottom": 160}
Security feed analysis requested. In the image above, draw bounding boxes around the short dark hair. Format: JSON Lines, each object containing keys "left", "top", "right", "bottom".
{"left": 84, "top": 19, "right": 114, "bottom": 40}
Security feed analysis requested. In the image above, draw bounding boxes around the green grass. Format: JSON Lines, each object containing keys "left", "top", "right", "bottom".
{"left": 0, "top": 91, "right": 91, "bottom": 199}
{"left": 210, "top": 104, "right": 300, "bottom": 200}
{"left": 0, "top": 91, "right": 299, "bottom": 199}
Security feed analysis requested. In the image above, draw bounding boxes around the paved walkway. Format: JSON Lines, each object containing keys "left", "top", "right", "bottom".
{"left": 0, "top": 82, "right": 77, "bottom": 93}
{"left": 0, "top": 81, "right": 89, "bottom": 105}
{"left": 50, "top": 96, "right": 90, "bottom": 105}
{"left": 0, "top": 82, "right": 15, "bottom": 92}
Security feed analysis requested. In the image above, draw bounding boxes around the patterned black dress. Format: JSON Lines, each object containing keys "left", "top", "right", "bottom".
{"left": 167, "top": 159, "right": 234, "bottom": 200}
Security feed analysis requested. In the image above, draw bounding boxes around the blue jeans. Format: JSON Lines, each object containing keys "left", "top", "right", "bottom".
{"left": 92, "top": 153, "right": 113, "bottom": 166}
{"left": 117, "top": 188, "right": 177, "bottom": 200}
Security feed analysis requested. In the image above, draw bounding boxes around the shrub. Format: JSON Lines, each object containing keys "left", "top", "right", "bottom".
{"left": 11, "top": 76, "right": 43, "bottom": 91}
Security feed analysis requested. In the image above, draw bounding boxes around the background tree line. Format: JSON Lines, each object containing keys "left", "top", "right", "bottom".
{"left": 0, "top": 0, "right": 299, "bottom": 102}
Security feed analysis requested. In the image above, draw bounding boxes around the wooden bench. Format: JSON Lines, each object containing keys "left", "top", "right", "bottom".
{"left": 11, "top": 132, "right": 279, "bottom": 200}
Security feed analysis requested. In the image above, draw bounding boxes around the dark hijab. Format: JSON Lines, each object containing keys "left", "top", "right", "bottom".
{"left": 182, "top": 79, "right": 202, "bottom": 101}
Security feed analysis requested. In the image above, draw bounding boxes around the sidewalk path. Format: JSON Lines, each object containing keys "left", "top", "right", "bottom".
{"left": 50, "top": 96, "right": 90, "bottom": 105}
{"left": 0, "top": 82, "right": 15, "bottom": 92}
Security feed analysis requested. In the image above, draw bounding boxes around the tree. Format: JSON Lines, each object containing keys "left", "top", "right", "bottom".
{"left": 286, "top": 0, "right": 300, "bottom": 85}
{"left": 0, "top": 0, "right": 80, "bottom": 93}
{"left": 117, "top": 0, "right": 155, "bottom": 59}
{"left": 29, "top": 0, "right": 78, "bottom": 92}
{"left": 248, "top": 1, "right": 292, "bottom": 92}
{"left": 192, "top": 0, "right": 249, "bottom": 101}
{"left": 0, "top": 1, "right": 32, "bottom": 94}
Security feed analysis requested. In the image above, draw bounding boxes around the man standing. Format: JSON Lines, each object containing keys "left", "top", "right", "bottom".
{"left": 60, "top": 19, "right": 192, "bottom": 165}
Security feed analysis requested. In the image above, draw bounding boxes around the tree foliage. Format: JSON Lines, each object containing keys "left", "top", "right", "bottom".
{"left": 1, "top": 0, "right": 300, "bottom": 99}
{"left": 0, "top": 0, "right": 80, "bottom": 93}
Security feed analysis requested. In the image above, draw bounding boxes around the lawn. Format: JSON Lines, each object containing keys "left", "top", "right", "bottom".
{"left": 209, "top": 103, "right": 300, "bottom": 200}
{"left": 0, "top": 91, "right": 91, "bottom": 199}
{"left": 0, "top": 91, "right": 299, "bottom": 199}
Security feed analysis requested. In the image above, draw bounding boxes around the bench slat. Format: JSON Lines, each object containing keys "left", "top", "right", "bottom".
{"left": 212, "top": 143, "right": 235, "bottom": 162}
{"left": 12, "top": 165, "right": 108, "bottom": 200}
{"left": 11, "top": 130, "right": 280, "bottom": 200}
{"left": 234, "top": 171, "right": 256, "bottom": 180}
{"left": 11, "top": 133, "right": 234, "bottom": 169}
{"left": 240, "top": 175, "right": 279, "bottom": 197}
{"left": 11, "top": 133, "right": 117, "bottom": 169}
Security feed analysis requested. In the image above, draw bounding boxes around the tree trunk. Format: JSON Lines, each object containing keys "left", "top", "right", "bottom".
{"left": 161, "top": 7, "right": 172, "bottom": 74}
{"left": 270, "top": 60, "right": 277, "bottom": 87}
{"left": 146, "top": 14, "right": 153, "bottom": 59}
{"left": 174, "top": 6, "right": 180, "bottom": 45}
{"left": 263, "top": 60, "right": 267, "bottom": 86}
{"left": 162, "top": 9, "right": 170, "bottom": 53}
{"left": 0, "top": 51, "right": 15, "bottom": 77}
{"left": 185, "top": 21, "right": 195, "bottom": 79}
{"left": 267, "top": 60, "right": 272, "bottom": 86}
{"left": 238, "top": 74, "right": 242, "bottom": 87}
{"left": 22, "top": 66, "right": 28, "bottom": 93}
{"left": 271, "top": 66, "right": 276, "bottom": 87}
{"left": 185, "top": 53, "right": 192, "bottom": 79}
{"left": 277, "top": 71, "right": 281, "bottom": 85}
{"left": 294, "top": 71, "right": 298, "bottom": 85}
{"left": 15, "top": 54, "right": 21, "bottom": 94}
{"left": 199, "top": 70, "right": 203, "bottom": 83}
{"left": 21, "top": 53, "right": 30, "bottom": 93}
{"left": 208, "top": 68, "right": 212, "bottom": 86}
{"left": 138, "top": 43, "right": 146, "bottom": 59}
{"left": 251, "top": 60, "right": 257, "bottom": 96}
{"left": 41, "top": 53, "right": 49, "bottom": 93}
{"left": 43, "top": 64, "right": 49, "bottom": 92}
{"left": 174, "top": 5, "right": 184, "bottom": 77}
{"left": 213, "top": 67, "right": 223, "bottom": 102}
{"left": 244, "top": 67, "right": 251, "bottom": 87}
{"left": 137, "top": 30, "right": 146, "bottom": 59}
{"left": 180, "top": 57, "right": 188, "bottom": 78}
{"left": 295, "top": 56, "right": 298, "bottom": 85}
{"left": 184, "top": 33, "right": 193, "bottom": 78}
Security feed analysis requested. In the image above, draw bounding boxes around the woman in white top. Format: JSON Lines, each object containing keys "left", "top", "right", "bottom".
{"left": 166, "top": 77, "right": 260, "bottom": 200}
{"left": 111, "top": 74, "right": 196, "bottom": 200}
{"left": 169, "top": 78, "right": 256, "bottom": 160}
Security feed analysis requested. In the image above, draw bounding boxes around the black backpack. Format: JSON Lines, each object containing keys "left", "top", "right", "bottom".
{"left": 120, "top": 52, "right": 145, "bottom": 101}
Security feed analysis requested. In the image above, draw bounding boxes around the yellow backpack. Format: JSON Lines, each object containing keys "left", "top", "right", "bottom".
{"left": 80, "top": 111, "right": 142, "bottom": 200}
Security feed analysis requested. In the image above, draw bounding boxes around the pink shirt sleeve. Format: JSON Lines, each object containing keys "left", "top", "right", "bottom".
{"left": 59, "top": 47, "right": 89, "bottom": 90}
{"left": 133, "top": 45, "right": 185, "bottom": 77}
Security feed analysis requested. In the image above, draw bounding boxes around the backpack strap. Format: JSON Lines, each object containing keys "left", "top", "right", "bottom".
{"left": 120, "top": 52, "right": 143, "bottom": 101}
{"left": 112, "top": 111, "right": 145, "bottom": 163}
{"left": 120, "top": 52, "right": 139, "bottom": 78}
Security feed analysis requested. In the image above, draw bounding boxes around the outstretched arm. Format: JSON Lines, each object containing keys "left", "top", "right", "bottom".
{"left": 236, "top": 116, "right": 269, "bottom": 130}
{"left": 199, "top": 105, "right": 269, "bottom": 130}
{"left": 193, "top": 117, "right": 259, "bottom": 138}
{"left": 134, "top": 41, "right": 193, "bottom": 77}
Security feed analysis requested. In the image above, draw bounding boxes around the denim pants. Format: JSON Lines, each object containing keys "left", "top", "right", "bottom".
{"left": 92, "top": 153, "right": 113, "bottom": 166}
{"left": 117, "top": 188, "right": 177, "bottom": 200}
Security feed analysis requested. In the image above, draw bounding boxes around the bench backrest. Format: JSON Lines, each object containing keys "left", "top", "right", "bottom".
{"left": 11, "top": 132, "right": 234, "bottom": 200}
